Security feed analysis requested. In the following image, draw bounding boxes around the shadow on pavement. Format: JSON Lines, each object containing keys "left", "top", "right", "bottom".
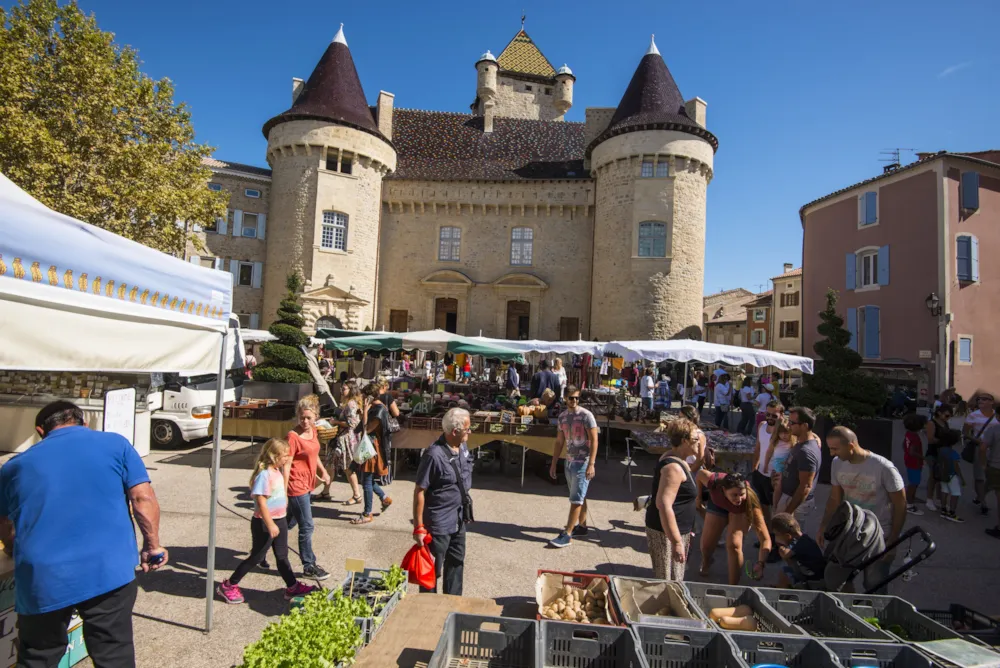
{"left": 467, "top": 520, "right": 553, "bottom": 544}
{"left": 494, "top": 595, "right": 536, "bottom": 619}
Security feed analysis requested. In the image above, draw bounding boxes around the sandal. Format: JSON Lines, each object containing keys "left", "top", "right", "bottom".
{"left": 344, "top": 495, "right": 363, "bottom": 506}
{"left": 313, "top": 492, "right": 332, "bottom": 501}
{"left": 350, "top": 515, "right": 374, "bottom": 525}
{"left": 381, "top": 497, "right": 393, "bottom": 512}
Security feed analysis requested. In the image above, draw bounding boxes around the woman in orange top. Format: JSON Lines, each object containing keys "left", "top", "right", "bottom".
{"left": 283, "top": 395, "right": 332, "bottom": 580}
{"left": 351, "top": 383, "right": 393, "bottom": 524}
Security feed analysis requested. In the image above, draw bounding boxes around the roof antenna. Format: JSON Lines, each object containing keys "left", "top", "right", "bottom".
{"left": 879, "top": 148, "right": 914, "bottom": 174}
{"left": 521, "top": 11, "right": 525, "bottom": 30}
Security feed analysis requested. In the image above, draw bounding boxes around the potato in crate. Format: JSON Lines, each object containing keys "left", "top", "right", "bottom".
{"left": 541, "top": 621, "right": 647, "bottom": 668}
{"left": 537, "top": 570, "right": 619, "bottom": 626}
{"left": 429, "top": 614, "right": 538, "bottom": 668}
{"left": 755, "top": 588, "right": 890, "bottom": 640}
{"left": 632, "top": 626, "right": 746, "bottom": 668}
{"left": 682, "top": 582, "right": 803, "bottom": 635}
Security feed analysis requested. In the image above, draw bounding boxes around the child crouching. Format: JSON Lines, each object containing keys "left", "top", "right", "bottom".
{"left": 772, "top": 513, "right": 826, "bottom": 588}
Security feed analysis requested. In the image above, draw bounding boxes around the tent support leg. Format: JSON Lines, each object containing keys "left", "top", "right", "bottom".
{"left": 521, "top": 446, "right": 526, "bottom": 488}
{"left": 683, "top": 361, "right": 689, "bottom": 412}
{"left": 205, "top": 331, "right": 228, "bottom": 633}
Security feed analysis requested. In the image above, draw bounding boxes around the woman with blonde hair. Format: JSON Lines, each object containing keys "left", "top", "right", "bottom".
{"left": 316, "top": 382, "right": 363, "bottom": 503}
{"left": 764, "top": 416, "right": 796, "bottom": 509}
{"left": 645, "top": 419, "right": 701, "bottom": 580}
{"left": 283, "top": 395, "right": 332, "bottom": 580}
{"left": 696, "top": 469, "right": 772, "bottom": 584}
{"left": 552, "top": 358, "right": 568, "bottom": 399}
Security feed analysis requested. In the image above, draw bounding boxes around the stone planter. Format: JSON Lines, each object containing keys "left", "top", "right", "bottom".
{"left": 242, "top": 381, "right": 314, "bottom": 402}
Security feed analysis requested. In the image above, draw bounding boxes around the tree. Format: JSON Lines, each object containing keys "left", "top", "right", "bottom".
{"left": 254, "top": 273, "right": 312, "bottom": 384}
{"left": 0, "top": 0, "right": 226, "bottom": 254}
{"left": 795, "top": 289, "right": 884, "bottom": 418}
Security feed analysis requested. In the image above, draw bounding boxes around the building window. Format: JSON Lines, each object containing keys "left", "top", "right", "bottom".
{"left": 245, "top": 188, "right": 261, "bottom": 198}
{"left": 858, "top": 249, "right": 878, "bottom": 288}
{"left": 858, "top": 191, "right": 877, "bottom": 226}
{"left": 389, "top": 309, "right": 408, "bottom": 333}
{"left": 325, "top": 151, "right": 353, "bottom": 174}
{"left": 637, "top": 222, "right": 667, "bottom": 258}
{"left": 544, "top": 87, "right": 552, "bottom": 95}
{"left": 559, "top": 317, "right": 580, "bottom": 341}
{"left": 321, "top": 211, "right": 348, "bottom": 251}
{"left": 237, "top": 262, "right": 253, "bottom": 287}
{"left": 655, "top": 161, "right": 669, "bottom": 177}
{"left": 510, "top": 227, "right": 533, "bottom": 266}
{"left": 752, "top": 330, "right": 766, "bottom": 346}
{"left": 753, "top": 308, "right": 766, "bottom": 322}
{"left": 438, "top": 226, "right": 461, "bottom": 261}
{"left": 961, "top": 172, "right": 980, "bottom": 211}
{"left": 957, "top": 234, "right": 979, "bottom": 282}
{"left": 207, "top": 183, "right": 222, "bottom": 192}
{"left": 780, "top": 321, "right": 800, "bottom": 338}
{"left": 340, "top": 154, "right": 352, "bottom": 175}
{"left": 199, "top": 257, "right": 216, "bottom": 269}
{"left": 780, "top": 292, "right": 800, "bottom": 307}
{"left": 235, "top": 313, "right": 251, "bottom": 328}
{"left": 204, "top": 217, "right": 218, "bottom": 233}
{"left": 641, "top": 160, "right": 654, "bottom": 178}
{"left": 241, "top": 213, "right": 259, "bottom": 238}
{"left": 958, "top": 336, "right": 973, "bottom": 364}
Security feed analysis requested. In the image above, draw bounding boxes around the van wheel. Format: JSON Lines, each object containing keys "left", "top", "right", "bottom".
{"left": 151, "top": 420, "right": 183, "bottom": 448}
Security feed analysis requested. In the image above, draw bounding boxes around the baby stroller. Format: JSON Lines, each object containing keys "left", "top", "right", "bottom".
{"left": 795, "top": 501, "right": 936, "bottom": 594}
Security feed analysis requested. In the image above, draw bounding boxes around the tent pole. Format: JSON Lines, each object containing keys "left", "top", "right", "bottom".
{"left": 205, "top": 330, "right": 228, "bottom": 633}
{"left": 683, "top": 361, "right": 689, "bottom": 412}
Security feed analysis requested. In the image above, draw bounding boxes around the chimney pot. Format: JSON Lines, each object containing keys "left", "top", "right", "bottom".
{"left": 783, "top": 263, "right": 793, "bottom": 273}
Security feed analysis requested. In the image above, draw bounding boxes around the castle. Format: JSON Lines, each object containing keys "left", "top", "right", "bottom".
{"left": 189, "top": 25, "right": 717, "bottom": 341}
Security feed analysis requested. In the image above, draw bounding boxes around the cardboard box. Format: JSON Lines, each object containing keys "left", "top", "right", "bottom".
{"left": 610, "top": 577, "right": 707, "bottom": 628}
{"left": 535, "top": 571, "right": 615, "bottom": 625}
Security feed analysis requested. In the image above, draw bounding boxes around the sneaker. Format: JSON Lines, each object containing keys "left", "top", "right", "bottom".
{"left": 572, "top": 525, "right": 589, "bottom": 537}
{"left": 944, "top": 513, "right": 965, "bottom": 523}
{"left": 284, "top": 581, "right": 320, "bottom": 600}
{"left": 925, "top": 499, "right": 937, "bottom": 512}
{"left": 259, "top": 559, "right": 270, "bottom": 569}
{"left": 633, "top": 495, "right": 651, "bottom": 511}
{"left": 302, "top": 564, "right": 331, "bottom": 581}
{"left": 906, "top": 505, "right": 924, "bottom": 516}
{"left": 549, "top": 531, "right": 572, "bottom": 548}
{"left": 981, "top": 504, "right": 990, "bottom": 516}
{"left": 216, "top": 580, "right": 245, "bottom": 605}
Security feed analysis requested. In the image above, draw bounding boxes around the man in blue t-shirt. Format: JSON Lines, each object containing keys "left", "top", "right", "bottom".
{"left": 0, "top": 401, "right": 167, "bottom": 667}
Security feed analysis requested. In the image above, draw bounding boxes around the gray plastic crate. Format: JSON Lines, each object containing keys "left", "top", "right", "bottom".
{"left": 920, "top": 605, "right": 999, "bottom": 647}
{"left": 336, "top": 568, "right": 407, "bottom": 646}
{"left": 681, "top": 583, "right": 804, "bottom": 636}
{"left": 541, "top": 620, "right": 647, "bottom": 668}
{"left": 823, "top": 640, "right": 933, "bottom": 668}
{"left": 429, "top": 614, "right": 538, "bottom": 668}
{"left": 756, "top": 588, "right": 891, "bottom": 640}
{"left": 632, "top": 625, "right": 747, "bottom": 668}
{"left": 832, "top": 593, "right": 963, "bottom": 643}
{"left": 609, "top": 577, "right": 709, "bottom": 629}
{"left": 728, "top": 632, "right": 841, "bottom": 668}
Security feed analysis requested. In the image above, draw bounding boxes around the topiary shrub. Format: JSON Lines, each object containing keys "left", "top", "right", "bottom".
{"left": 253, "top": 272, "right": 313, "bottom": 384}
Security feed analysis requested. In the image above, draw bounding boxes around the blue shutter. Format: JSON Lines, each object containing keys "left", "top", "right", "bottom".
{"left": 864, "top": 306, "right": 880, "bottom": 358}
{"left": 877, "top": 245, "right": 890, "bottom": 286}
{"left": 957, "top": 236, "right": 972, "bottom": 281}
{"left": 847, "top": 308, "right": 858, "bottom": 352}
{"left": 846, "top": 253, "right": 857, "bottom": 290}
{"left": 971, "top": 236, "right": 980, "bottom": 282}
{"left": 959, "top": 338, "right": 972, "bottom": 363}
{"left": 865, "top": 192, "right": 878, "bottom": 225}
{"left": 961, "top": 172, "right": 980, "bottom": 210}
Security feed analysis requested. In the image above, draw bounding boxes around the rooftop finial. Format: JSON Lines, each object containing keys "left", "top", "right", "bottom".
{"left": 646, "top": 34, "right": 659, "bottom": 56}
{"left": 332, "top": 23, "right": 347, "bottom": 46}
{"left": 521, "top": 10, "right": 525, "bottom": 30}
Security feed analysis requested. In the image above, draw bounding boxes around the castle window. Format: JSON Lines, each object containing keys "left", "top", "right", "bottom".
{"left": 638, "top": 222, "right": 667, "bottom": 258}
{"left": 245, "top": 188, "right": 261, "bottom": 198}
{"left": 544, "top": 87, "right": 552, "bottom": 95}
{"left": 641, "top": 160, "right": 654, "bottom": 178}
{"left": 340, "top": 154, "right": 353, "bottom": 175}
{"left": 325, "top": 150, "right": 354, "bottom": 174}
{"left": 525, "top": 85, "right": 533, "bottom": 92}
{"left": 438, "top": 226, "right": 461, "bottom": 261}
{"left": 510, "top": 227, "right": 533, "bottom": 266}
{"left": 655, "top": 161, "right": 669, "bottom": 177}
{"left": 207, "top": 183, "right": 222, "bottom": 192}
{"left": 322, "top": 211, "right": 348, "bottom": 251}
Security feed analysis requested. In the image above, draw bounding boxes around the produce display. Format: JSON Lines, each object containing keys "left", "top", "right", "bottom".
{"left": 540, "top": 585, "right": 610, "bottom": 625}
{"left": 710, "top": 604, "right": 759, "bottom": 631}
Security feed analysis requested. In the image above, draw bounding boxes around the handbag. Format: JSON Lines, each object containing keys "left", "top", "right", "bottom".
{"left": 385, "top": 413, "right": 401, "bottom": 434}
{"left": 353, "top": 433, "right": 376, "bottom": 465}
{"left": 962, "top": 414, "right": 995, "bottom": 463}
{"left": 442, "top": 444, "right": 474, "bottom": 524}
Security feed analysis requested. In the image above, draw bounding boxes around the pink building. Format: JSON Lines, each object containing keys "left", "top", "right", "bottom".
{"left": 800, "top": 151, "right": 1000, "bottom": 403}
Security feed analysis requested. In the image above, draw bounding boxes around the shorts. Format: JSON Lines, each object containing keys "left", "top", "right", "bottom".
{"left": 705, "top": 498, "right": 729, "bottom": 518}
{"left": 943, "top": 476, "right": 962, "bottom": 497}
{"left": 987, "top": 466, "right": 1000, "bottom": 492}
{"left": 751, "top": 470, "right": 775, "bottom": 506}
{"left": 775, "top": 494, "right": 817, "bottom": 522}
{"left": 643, "top": 397, "right": 654, "bottom": 410}
{"left": 905, "top": 467, "right": 922, "bottom": 486}
{"left": 566, "top": 460, "right": 591, "bottom": 505}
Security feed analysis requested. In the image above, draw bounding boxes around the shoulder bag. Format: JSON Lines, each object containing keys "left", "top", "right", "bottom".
{"left": 441, "top": 444, "right": 474, "bottom": 524}
{"left": 962, "top": 414, "right": 995, "bottom": 463}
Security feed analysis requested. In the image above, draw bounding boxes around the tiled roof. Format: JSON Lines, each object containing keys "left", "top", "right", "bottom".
{"left": 497, "top": 30, "right": 556, "bottom": 78}
{"left": 388, "top": 109, "right": 588, "bottom": 181}
{"left": 588, "top": 51, "right": 718, "bottom": 155}
{"left": 202, "top": 157, "right": 272, "bottom": 179}
{"left": 703, "top": 288, "right": 753, "bottom": 307}
{"left": 263, "top": 35, "right": 384, "bottom": 141}
{"left": 707, "top": 312, "right": 750, "bottom": 325}
{"left": 744, "top": 291, "right": 773, "bottom": 308}
{"left": 772, "top": 267, "right": 802, "bottom": 280}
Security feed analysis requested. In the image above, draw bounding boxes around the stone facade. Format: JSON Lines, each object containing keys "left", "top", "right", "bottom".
{"left": 492, "top": 75, "right": 563, "bottom": 121}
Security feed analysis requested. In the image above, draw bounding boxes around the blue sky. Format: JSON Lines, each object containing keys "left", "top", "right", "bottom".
{"left": 31, "top": 0, "right": 1000, "bottom": 293}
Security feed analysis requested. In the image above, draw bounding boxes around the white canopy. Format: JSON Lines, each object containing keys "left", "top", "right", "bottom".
{"left": 471, "top": 335, "right": 607, "bottom": 357}
{"left": 605, "top": 339, "right": 814, "bottom": 373}
{"left": 0, "top": 173, "right": 232, "bottom": 373}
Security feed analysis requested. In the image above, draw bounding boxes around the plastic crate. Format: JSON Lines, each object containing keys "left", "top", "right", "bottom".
{"left": 920, "top": 605, "right": 1000, "bottom": 647}
{"left": 728, "top": 632, "right": 841, "bottom": 668}
{"left": 822, "top": 640, "right": 933, "bottom": 668}
{"left": 541, "top": 621, "right": 647, "bottom": 668}
{"left": 537, "top": 570, "right": 621, "bottom": 626}
{"left": 755, "top": 588, "right": 890, "bottom": 640}
{"left": 632, "top": 625, "right": 747, "bottom": 668}
{"left": 681, "top": 583, "right": 803, "bottom": 636}
{"left": 337, "top": 568, "right": 407, "bottom": 645}
{"left": 831, "top": 593, "right": 962, "bottom": 643}
{"left": 429, "top": 614, "right": 538, "bottom": 668}
{"left": 609, "top": 577, "right": 709, "bottom": 629}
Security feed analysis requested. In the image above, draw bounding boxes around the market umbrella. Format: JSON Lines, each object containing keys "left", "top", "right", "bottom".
{"left": 323, "top": 329, "right": 525, "bottom": 362}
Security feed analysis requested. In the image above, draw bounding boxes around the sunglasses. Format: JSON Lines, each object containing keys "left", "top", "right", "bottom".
{"left": 567, "top": 396, "right": 581, "bottom": 402}
{"left": 787, "top": 420, "right": 802, "bottom": 426}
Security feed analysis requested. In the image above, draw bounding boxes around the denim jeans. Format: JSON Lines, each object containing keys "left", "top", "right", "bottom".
{"left": 361, "top": 471, "right": 386, "bottom": 516}
{"left": 286, "top": 493, "right": 316, "bottom": 568}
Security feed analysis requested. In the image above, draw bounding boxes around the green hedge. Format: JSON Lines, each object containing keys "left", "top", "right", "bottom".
{"left": 260, "top": 342, "right": 309, "bottom": 372}
{"left": 253, "top": 365, "right": 312, "bottom": 384}
{"left": 269, "top": 323, "right": 310, "bottom": 348}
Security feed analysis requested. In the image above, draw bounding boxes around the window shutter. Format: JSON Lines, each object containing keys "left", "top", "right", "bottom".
{"left": 864, "top": 306, "right": 880, "bottom": 358}
{"left": 858, "top": 196, "right": 865, "bottom": 226}
{"left": 233, "top": 210, "right": 243, "bottom": 237}
{"left": 249, "top": 313, "right": 260, "bottom": 329}
{"left": 213, "top": 257, "right": 224, "bottom": 270}
{"left": 780, "top": 322, "right": 785, "bottom": 337}
{"left": 846, "top": 253, "right": 857, "bottom": 290}
{"left": 847, "top": 308, "right": 858, "bottom": 352}
{"left": 258, "top": 214, "right": 266, "bottom": 240}
{"left": 957, "top": 236, "right": 971, "bottom": 281}
{"left": 961, "top": 172, "right": 980, "bottom": 210}
{"left": 877, "top": 245, "right": 890, "bottom": 286}
{"left": 229, "top": 260, "right": 239, "bottom": 287}
{"left": 251, "top": 262, "right": 263, "bottom": 289}
{"left": 189, "top": 255, "right": 200, "bottom": 265}
{"left": 971, "top": 236, "right": 980, "bottom": 282}
{"left": 219, "top": 210, "right": 228, "bottom": 235}
{"left": 865, "top": 192, "right": 877, "bottom": 224}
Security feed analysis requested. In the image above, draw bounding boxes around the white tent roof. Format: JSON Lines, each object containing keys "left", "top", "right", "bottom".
{"left": 605, "top": 339, "right": 814, "bottom": 373}
{"left": 471, "top": 336, "right": 607, "bottom": 357}
{"left": 0, "top": 173, "right": 232, "bottom": 373}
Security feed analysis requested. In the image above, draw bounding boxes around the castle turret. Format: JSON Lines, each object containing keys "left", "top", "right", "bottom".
{"left": 588, "top": 35, "right": 718, "bottom": 341}
{"left": 554, "top": 64, "right": 574, "bottom": 120}
{"left": 262, "top": 24, "right": 396, "bottom": 331}
{"left": 475, "top": 50, "right": 498, "bottom": 132}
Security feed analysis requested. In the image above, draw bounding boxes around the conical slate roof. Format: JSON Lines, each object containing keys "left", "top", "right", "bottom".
{"left": 588, "top": 40, "right": 717, "bottom": 155}
{"left": 263, "top": 26, "right": 384, "bottom": 141}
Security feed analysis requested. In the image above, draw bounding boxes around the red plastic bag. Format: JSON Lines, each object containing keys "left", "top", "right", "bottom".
{"left": 402, "top": 532, "right": 436, "bottom": 590}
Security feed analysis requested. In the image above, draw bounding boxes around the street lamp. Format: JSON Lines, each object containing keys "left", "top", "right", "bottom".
{"left": 925, "top": 292, "right": 942, "bottom": 317}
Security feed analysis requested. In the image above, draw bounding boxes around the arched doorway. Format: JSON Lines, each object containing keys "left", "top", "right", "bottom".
{"left": 506, "top": 300, "right": 531, "bottom": 340}
{"left": 315, "top": 316, "right": 343, "bottom": 331}
{"left": 435, "top": 298, "right": 458, "bottom": 333}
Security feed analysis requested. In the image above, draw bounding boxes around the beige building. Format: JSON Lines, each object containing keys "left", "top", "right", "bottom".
{"left": 771, "top": 264, "right": 802, "bottom": 355}
{"left": 703, "top": 288, "right": 754, "bottom": 347}
{"left": 188, "top": 26, "right": 718, "bottom": 338}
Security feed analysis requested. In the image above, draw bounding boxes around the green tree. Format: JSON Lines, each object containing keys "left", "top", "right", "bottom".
{"left": 795, "top": 289, "right": 884, "bottom": 418}
{"left": 0, "top": 0, "right": 226, "bottom": 254}
{"left": 254, "top": 273, "right": 312, "bottom": 384}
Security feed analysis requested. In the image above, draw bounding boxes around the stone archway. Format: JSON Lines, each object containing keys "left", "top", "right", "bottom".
{"left": 315, "top": 316, "right": 343, "bottom": 331}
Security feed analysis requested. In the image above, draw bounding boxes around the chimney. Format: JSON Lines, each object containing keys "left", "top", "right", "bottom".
{"left": 783, "top": 263, "right": 793, "bottom": 273}
{"left": 292, "top": 77, "right": 304, "bottom": 104}
{"left": 376, "top": 90, "right": 394, "bottom": 140}
{"left": 684, "top": 97, "right": 707, "bottom": 127}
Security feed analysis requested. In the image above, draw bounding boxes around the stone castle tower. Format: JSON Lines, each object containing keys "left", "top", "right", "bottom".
{"left": 588, "top": 37, "right": 717, "bottom": 340}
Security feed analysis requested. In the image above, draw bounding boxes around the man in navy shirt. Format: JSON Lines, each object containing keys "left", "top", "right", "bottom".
{"left": 0, "top": 401, "right": 167, "bottom": 668}
{"left": 412, "top": 408, "right": 473, "bottom": 596}
{"left": 529, "top": 360, "right": 561, "bottom": 401}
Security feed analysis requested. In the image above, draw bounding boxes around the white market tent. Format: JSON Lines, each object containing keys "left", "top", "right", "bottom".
{"left": 605, "top": 339, "right": 814, "bottom": 373}
{"left": 471, "top": 335, "right": 607, "bottom": 357}
{"left": 0, "top": 172, "right": 233, "bottom": 632}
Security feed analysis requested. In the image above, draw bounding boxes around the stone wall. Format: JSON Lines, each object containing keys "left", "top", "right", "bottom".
{"left": 493, "top": 75, "right": 561, "bottom": 121}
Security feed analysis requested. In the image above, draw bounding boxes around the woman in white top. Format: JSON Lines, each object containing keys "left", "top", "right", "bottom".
{"left": 713, "top": 374, "right": 733, "bottom": 430}
{"left": 736, "top": 378, "right": 756, "bottom": 436}
{"left": 552, "top": 358, "right": 568, "bottom": 400}
{"left": 753, "top": 383, "right": 775, "bottom": 431}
